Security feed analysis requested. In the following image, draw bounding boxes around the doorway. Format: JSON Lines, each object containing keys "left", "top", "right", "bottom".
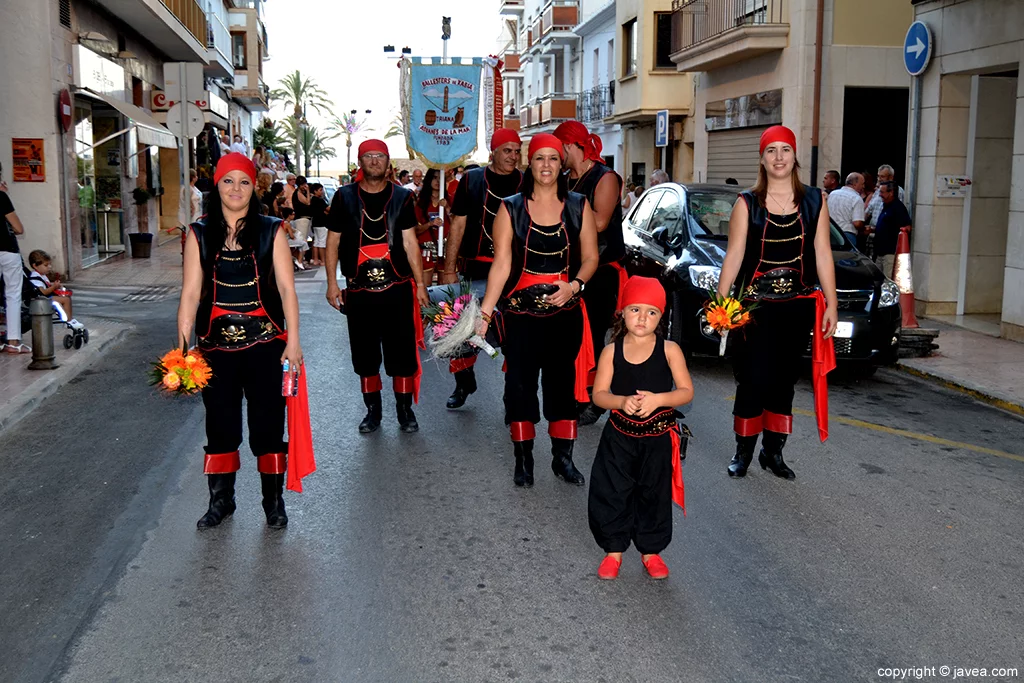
{"left": 840, "top": 87, "right": 910, "bottom": 184}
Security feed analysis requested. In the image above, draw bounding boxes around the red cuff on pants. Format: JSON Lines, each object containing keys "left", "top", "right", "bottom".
{"left": 393, "top": 376, "right": 416, "bottom": 394}
{"left": 449, "top": 356, "right": 477, "bottom": 373}
{"left": 361, "top": 375, "right": 383, "bottom": 393}
{"left": 256, "top": 452, "right": 287, "bottom": 474}
{"left": 734, "top": 414, "right": 764, "bottom": 437}
{"left": 763, "top": 411, "right": 793, "bottom": 434}
{"left": 548, "top": 420, "right": 578, "bottom": 439}
{"left": 204, "top": 451, "right": 241, "bottom": 474}
{"left": 510, "top": 421, "right": 536, "bottom": 442}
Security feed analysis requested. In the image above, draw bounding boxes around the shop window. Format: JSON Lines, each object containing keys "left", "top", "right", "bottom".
{"left": 655, "top": 12, "right": 673, "bottom": 69}
{"left": 622, "top": 19, "right": 637, "bottom": 77}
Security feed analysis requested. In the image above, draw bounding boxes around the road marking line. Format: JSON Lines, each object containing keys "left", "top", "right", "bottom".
{"left": 722, "top": 396, "right": 1022, "bottom": 461}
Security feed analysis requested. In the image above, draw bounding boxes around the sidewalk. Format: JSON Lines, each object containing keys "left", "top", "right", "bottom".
{"left": 69, "top": 237, "right": 183, "bottom": 288}
{"left": 898, "top": 319, "right": 1024, "bottom": 415}
{"left": 0, "top": 317, "right": 134, "bottom": 433}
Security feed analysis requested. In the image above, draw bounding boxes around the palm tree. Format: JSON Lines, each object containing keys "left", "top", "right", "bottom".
{"left": 269, "top": 70, "right": 333, "bottom": 173}
{"left": 309, "top": 133, "right": 337, "bottom": 178}
{"left": 327, "top": 112, "right": 376, "bottom": 172}
{"left": 253, "top": 118, "right": 285, "bottom": 154}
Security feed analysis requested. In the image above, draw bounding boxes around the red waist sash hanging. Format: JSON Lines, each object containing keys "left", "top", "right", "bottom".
{"left": 795, "top": 290, "right": 836, "bottom": 442}
{"left": 286, "top": 366, "right": 316, "bottom": 493}
{"left": 608, "top": 261, "right": 628, "bottom": 308}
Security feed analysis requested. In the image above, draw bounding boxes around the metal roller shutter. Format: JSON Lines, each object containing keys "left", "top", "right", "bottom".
{"left": 706, "top": 127, "right": 766, "bottom": 187}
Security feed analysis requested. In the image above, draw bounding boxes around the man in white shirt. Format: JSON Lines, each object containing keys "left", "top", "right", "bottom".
{"left": 865, "top": 163, "right": 905, "bottom": 229}
{"left": 826, "top": 172, "right": 866, "bottom": 245}
{"left": 230, "top": 134, "right": 247, "bottom": 155}
{"left": 402, "top": 168, "right": 423, "bottom": 195}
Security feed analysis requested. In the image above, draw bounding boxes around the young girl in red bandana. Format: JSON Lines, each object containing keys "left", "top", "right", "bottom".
{"left": 587, "top": 276, "right": 693, "bottom": 580}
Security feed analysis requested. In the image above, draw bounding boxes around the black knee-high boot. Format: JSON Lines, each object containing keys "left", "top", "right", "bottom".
{"left": 728, "top": 435, "right": 759, "bottom": 477}
{"left": 359, "top": 391, "right": 382, "bottom": 433}
{"left": 396, "top": 392, "right": 419, "bottom": 433}
{"left": 551, "top": 438, "right": 585, "bottom": 486}
{"left": 514, "top": 440, "right": 534, "bottom": 487}
{"left": 196, "top": 473, "right": 236, "bottom": 529}
{"left": 758, "top": 431, "right": 795, "bottom": 480}
{"left": 260, "top": 473, "right": 288, "bottom": 528}
{"left": 447, "top": 367, "right": 477, "bottom": 409}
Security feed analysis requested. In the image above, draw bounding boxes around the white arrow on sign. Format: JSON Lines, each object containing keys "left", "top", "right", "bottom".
{"left": 907, "top": 37, "right": 926, "bottom": 59}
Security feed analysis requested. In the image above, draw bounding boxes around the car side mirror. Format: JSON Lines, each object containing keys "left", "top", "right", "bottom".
{"left": 651, "top": 226, "right": 682, "bottom": 255}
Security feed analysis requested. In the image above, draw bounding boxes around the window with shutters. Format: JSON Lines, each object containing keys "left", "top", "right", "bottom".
{"left": 59, "top": 0, "right": 72, "bottom": 29}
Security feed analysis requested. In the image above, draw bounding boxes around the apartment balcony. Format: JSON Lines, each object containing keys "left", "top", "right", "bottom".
{"left": 504, "top": 115, "right": 521, "bottom": 133}
{"left": 205, "top": 9, "right": 232, "bottom": 78}
{"left": 89, "top": 0, "right": 209, "bottom": 62}
{"left": 499, "top": 0, "right": 526, "bottom": 15}
{"left": 502, "top": 52, "right": 524, "bottom": 79}
{"left": 540, "top": 1, "right": 580, "bottom": 46}
{"left": 528, "top": 18, "right": 543, "bottom": 53}
{"left": 670, "top": 0, "right": 788, "bottom": 73}
{"left": 231, "top": 71, "right": 269, "bottom": 111}
{"left": 579, "top": 83, "right": 614, "bottom": 124}
{"left": 522, "top": 93, "right": 579, "bottom": 130}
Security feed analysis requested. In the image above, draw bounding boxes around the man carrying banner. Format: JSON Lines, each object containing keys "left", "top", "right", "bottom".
{"left": 325, "top": 139, "right": 430, "bottom": 434}
{"left": 554, "top": 121, "right": 627, "bottom": 426}
{"left": 438, "top": 128, "right": 524, "bottom": 410}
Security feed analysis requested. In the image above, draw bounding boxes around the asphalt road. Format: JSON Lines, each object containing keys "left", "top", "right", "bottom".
{"left": 1, "top": 278, "right": 1022, "bottom": 683}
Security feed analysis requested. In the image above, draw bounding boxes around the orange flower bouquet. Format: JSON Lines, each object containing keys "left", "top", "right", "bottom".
{"left": 149, "top": 347, "right": 212, "bottom": 396}
{"left": 704, "top": 289, "right": 757, "bottom": 356}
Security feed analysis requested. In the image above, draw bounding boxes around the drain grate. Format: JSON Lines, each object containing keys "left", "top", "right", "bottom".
{"left": 121, "top": 286, "right": 176, "bottom": 303}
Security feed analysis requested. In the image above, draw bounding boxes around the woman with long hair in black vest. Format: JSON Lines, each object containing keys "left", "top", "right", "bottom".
{"left": 177, "top": 152, "right": 303, "bottom": 529}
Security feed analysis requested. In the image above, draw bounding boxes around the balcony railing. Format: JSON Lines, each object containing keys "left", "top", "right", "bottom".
{"left": 499, "top": 0, "right": 526, "bottom": 12}
{"left": 159, "top": 0, "right": 208, "bottom": 45}
{"left": 579, "top": 84, "right": 613, "bottom": 124}
{"left": 542, "top": 1, "right": 579, "bottom": 35}
{"left": 522, "top": 93, "right": 579, "bottom": 128}
{"left": 671, "top": 0, "right": 784, "bottom": 53}
{"left": 206, "top": 10, "right": 231, "bottom": 64}
{"left": 502, "top": 52, "right": 521, "bottom": 72}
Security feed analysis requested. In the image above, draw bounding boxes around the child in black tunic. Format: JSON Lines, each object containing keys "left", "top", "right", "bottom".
{"left": 588, "top": 276, "right": 694, "bottom": 580}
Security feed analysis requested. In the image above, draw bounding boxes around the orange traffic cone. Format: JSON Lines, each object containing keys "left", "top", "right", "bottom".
{"left": 893, "top": 226, "right": 919, "bottom": 329}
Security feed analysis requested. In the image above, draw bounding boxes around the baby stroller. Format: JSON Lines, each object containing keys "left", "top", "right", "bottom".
{"left": 1, "top": 265, "right": 88, "bottom": 350}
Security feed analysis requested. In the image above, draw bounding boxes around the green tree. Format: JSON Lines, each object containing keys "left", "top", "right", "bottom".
{"left": 269, "top": 70, "right": 333, "bottom": 173}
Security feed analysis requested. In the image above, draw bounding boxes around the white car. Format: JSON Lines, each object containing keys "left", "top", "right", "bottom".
{"left": 305, "top": 177, "right": 339, "bottom": 202}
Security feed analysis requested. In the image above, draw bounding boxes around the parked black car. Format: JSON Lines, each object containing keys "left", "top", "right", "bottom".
{"left": 621, "top": 183, "right": 901, "bottom": 366}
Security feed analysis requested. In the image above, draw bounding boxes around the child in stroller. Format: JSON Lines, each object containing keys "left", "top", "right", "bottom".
{"left": 27, "top": 250, "right": 88, "bottom": 349}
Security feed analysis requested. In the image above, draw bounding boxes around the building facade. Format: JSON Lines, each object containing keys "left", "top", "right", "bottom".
{"left": 908, "top": 0, "right": 1024, "bottom": 342}
{"left": 670, "top": 0, "right": 913, "bottom": 187}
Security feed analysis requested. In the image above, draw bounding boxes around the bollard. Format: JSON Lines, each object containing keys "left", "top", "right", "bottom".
{"left": 27, "top": 297, "right": 59, "bottom": 370}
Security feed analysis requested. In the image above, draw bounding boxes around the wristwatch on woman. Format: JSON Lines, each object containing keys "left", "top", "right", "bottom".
{"left": 571, "top": 278, "right": 586, "bottom": 294}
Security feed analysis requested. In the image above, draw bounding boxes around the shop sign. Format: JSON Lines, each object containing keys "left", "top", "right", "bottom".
{"left": 73, "top": 45, "right": 125, "bottom": 98}
{"left": 152, "top": 89, "right": 230, "bottom": 120}
{"left": 936, "top": 175, "right": 971, "bottom": 198}
{"left": 12, "top": 138, "right": 45, "bottom": 182}
{"left": 705, "top": 89, "right": 782, "bottom": 132}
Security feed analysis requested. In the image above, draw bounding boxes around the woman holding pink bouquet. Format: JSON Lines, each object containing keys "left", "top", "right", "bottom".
{"left": 477, "top": 134, "right": 599, "bottom": 488}
{"left": 717, "top": 125, "right": 838, "bottom": 481}
{"left": 177, "top": 152, "right": 304, "bottom": 529}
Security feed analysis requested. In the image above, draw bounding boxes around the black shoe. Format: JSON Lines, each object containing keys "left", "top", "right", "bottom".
{"left": 396, "top": 392, "right": 419, "bottom": 433}
{"left": 513, "top": 440, "right": 534, "bottom": 487}
{"left": 758, "top": 430, "right": 795, "bottom": 480}
{"left": 578, "top": 403, "right": 605, "bottom": 426}
{"left": 358, "top": 392, "right": 383, "bottom": 433}
{"left": 260, "top": 473, "right": 288, "bottom": 528}
{"left": 196, "top": 473, "right": 236, "bottom": 529}
{"left": 446, "top": 368, "right": 477, "bottom": 409}
{"left": 727, "top": 434, "right": 759, "bottom": 478}
{"left": 551, "top": 437, "right": 585, "bottom": 486}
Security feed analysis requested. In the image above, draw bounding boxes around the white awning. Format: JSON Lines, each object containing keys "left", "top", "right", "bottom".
{"left": 75, "top": 88, "right": 178, "bottom": 149}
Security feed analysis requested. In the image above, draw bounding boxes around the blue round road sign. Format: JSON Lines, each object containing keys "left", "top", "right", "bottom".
{"left": 904, "top": 21, "right": 932, "bottom": 77}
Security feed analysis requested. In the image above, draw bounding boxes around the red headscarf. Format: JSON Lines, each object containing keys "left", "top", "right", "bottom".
{"left": 620, "top": 276, "right": 666, "bottom": 313}
{"left": 759, "top": 125, "right": 797, "bottom": 157}
{"left": 490, "top": 128, "right": 522, "bottom": 151}
{"left": 214, "top": 152, "right": 256, "bottom": 185}
{"left": 554, "top": 120, "right": 603, "bottom": 163}
{"left": 527, "top": 133, "right": 564, "bottom": 160}
{"left": 357, "top": 139, "right": 389, "bottom": 158}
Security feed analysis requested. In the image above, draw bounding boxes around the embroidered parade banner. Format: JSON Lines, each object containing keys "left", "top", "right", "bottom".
{"left": 403, "top": 62, "right": 481, "bottom": 168}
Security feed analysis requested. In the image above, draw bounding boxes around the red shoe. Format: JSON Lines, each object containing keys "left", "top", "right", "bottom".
{"left": 597, "top": 555, "right": 622, "bottom": 580}
{"left": 642, "top": 554, "right": 670, "bottom": 579}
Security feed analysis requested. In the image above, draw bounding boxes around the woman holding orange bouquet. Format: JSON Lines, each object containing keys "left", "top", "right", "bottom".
{"left": 717, "top": 126, "right": 838, "bottom": 480}
{"left": 177, "top": 152, "right": 303, "bottom": 529}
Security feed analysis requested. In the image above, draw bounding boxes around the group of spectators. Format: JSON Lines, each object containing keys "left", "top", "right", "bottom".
{"left": 824, "top": 164, "right": 910, "bottom": 277}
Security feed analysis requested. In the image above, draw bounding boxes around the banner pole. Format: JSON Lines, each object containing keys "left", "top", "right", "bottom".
{"left": 437, "top": 20, "right": 449, "bottom": 261}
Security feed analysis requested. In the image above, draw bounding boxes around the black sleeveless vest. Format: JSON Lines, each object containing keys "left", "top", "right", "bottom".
{"left": 332, "top": 183, "right": 415, "bottom": 280}
{"left": 192, "top": 215, "right": 285, "bottom": 339}
{"left": 461, "top": 166, "right": 524, "bottom": 260}
{"left": 501, "top": 192, "right": 586, "bottom": 298}
{"left": 736, "top": 184, "right": 823, "bottom": 293}
{"left": 572, "top": 162, "right": 624, "bottom": 265}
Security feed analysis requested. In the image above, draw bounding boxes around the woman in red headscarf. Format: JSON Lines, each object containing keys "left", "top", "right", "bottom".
{"left": 717, "top": 126, "right": 838, "bottom": 481}
{"left": 588, "top": 276, "right": 693, "bottom": 580}
{"left": 177, "top": 152, "right": 304, "bottom": 529}
{"left": 478, "top": 134, "right": 599, "bottom": 488}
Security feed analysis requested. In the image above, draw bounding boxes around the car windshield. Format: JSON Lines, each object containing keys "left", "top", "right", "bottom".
{"left": 688, "top": 190, "right": 738, "bottom": 237}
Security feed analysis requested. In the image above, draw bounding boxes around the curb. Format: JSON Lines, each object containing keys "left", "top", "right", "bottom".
{"left": 0, "top": 322, "right": 135, "bottom": 434}
{"left": 895, "top": 363, "right": 1024, "bottom": 418}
